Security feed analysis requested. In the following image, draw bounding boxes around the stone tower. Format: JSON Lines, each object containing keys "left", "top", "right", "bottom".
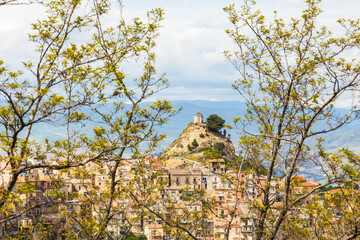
{"left": 194, "top": 112, "right": 204, "bottom": 124}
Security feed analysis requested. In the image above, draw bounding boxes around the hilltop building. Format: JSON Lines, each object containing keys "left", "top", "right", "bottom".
{"left": 193, "top": 112, "right": 204, "bottom": 124}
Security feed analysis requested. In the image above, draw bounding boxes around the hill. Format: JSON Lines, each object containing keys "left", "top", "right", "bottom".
{"left": 165, "top": 121, "right": 236, "bottom": 159}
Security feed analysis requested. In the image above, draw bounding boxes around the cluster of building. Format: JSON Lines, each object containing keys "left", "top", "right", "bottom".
{"left": 0, "top": 115, "right": 335, "bottom": 239}
{"left": 1, "top": 154, "right": 324, "bottom": 240}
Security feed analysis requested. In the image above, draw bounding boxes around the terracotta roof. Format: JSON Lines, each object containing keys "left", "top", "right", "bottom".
{"left": 147, "top": 224, "right": 163, "bottom": 229}
{"left": 16, "top": 177, "right": 25, "bottom": 183}
{"left": 300, "top": 179, "right": 319, "bottom": 187}
{"left": 326, "top": 189, "right": 342, "bottom": 193}
{"left": 326, "top": 188, "right": 360, "bottom": 194}
{"left": 209, "top": 159, "right": 225, "bottom": 163}
{"left": 293, "top": 175, "right": 306, "bottom": 181}
{"left": 128, "top": 202, "right": 138, "bottom": 207}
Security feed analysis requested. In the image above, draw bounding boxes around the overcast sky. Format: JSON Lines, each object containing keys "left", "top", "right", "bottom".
{"left": 1, "top": 0, "right": 360, "bottom": 102}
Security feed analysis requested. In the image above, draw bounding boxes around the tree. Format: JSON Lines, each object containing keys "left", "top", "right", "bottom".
{"left": 0, "top": 0, "right": 176, "bottom": 238}
{"left": 206, "top": 114, "right": 225, "bottom": 132}
{"left": 124, "top": 232, "right": 147, "bottom": 240}
{"left": 192, "top": 139, "right": 199, "bottom": 148}
{"left": 0, "top": 0, "right": 41, "bottom": 5}
{"left": 224, "top": 0, "right": 360, "bottom": 239}
{"left": 213, "top": 142, "right": 225, "bottom": 153}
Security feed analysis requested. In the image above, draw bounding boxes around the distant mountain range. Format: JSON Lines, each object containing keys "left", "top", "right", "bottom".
{"left": 30, "top": 100, "right": 359, "bottom": 155}
{"left": 157, "top": 100, "right": 360, "bottom": 154}
{"left": 158, "top": 100, "right": 360, "bottom": 183}
{"left": 28, "top": 100, "right": 359, "bottom": 182}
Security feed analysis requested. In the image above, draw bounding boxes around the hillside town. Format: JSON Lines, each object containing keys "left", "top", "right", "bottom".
{"left": 2, "top": 0, "right": 360, "bottom": 238}
{"left": 0, "top": 113, "right": 338, "bottom": 240}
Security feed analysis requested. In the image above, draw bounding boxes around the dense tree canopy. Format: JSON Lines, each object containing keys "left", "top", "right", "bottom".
{"left": 206, "top": 114, "right": 225, "bottom": 132}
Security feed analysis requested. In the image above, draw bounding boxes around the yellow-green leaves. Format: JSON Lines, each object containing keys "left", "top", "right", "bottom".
{"left": 0, "top": 1, "right": 176, "bottom": 239}
{"left": 225, "top": 0, "right": 360, "bottom": 239}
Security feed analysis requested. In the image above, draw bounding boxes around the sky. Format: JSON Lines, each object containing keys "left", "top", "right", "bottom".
{"left": 1, "top": 0, "right": 360, "bottom": 102}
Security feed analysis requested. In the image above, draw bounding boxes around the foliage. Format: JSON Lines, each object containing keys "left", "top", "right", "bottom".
{"left": 0, "top": 0, "right": 177, "bottom": 238}
{"left": 0, "top": 0, "right": 39, "bottom": 5}
{"left": 2, "top": 0, "right": 360, "bottom": 239}
{"left": 187, "top": 144, "right": 193, "bottom": 151}
{"left": 203, "top": 143, "right": 224, "bottom": 159}
{"left": 203, "top": 149, "right": 222, "bottom": 159}
{"left": 206, "top": 114, "right": 225, "bottom": 132}
{"left": 124, "top": 232, "right": 147, "bottom": 240}
{"left": 192, "top": 139, "right": 199, "bottom": 148}
{"left": 213, "top": 142, "right": 225, "bottom": 152}
{"left": 224, "top": 0, "right": 360, "bottom": 239}
{"left": 199, "top": 133, "right": 205, "bottom": 138}
{"left": 187, "top": 139, "right": 199, "bottom": 152}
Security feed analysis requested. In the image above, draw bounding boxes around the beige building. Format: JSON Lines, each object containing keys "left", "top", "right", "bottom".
{"left": 194, "top": 112, "right": 204, "bottom": 124}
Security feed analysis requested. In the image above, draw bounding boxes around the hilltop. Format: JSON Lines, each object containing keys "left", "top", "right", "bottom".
{"left": 165, "top": 121, "right": 236, "bottom": 159}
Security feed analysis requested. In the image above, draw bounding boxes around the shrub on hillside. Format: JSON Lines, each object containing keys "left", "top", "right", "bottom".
{"left": 213, "top": 142, "right": 225, "bottom": 152}
{"left": 192, "top": 139, "right": 199, "bottom": 148}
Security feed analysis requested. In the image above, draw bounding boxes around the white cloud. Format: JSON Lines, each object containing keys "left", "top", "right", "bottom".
{"left": 1, "top": 0, "right": 360, "bottom": 102}
{"left": 149, "top": 86, "right": 240, "bottom": 102}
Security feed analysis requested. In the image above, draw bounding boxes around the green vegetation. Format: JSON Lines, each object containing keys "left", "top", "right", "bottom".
{"left": 2, "top": 0, "right": 360, "bottom": 239}
{"left": 124, "top": 233, "right": 147, "bottom": 240}
{"left": 206, "top": 114, "right": 225, "bottom": 132}
{"left": 225, "top": 0, "right": 360, "bottom": 238}
{"left": 187, "top": 139, "right": 199, "bottom": 151}
{"left": 203, "top": 142, "right": 226, "bottom": 159}
{"left": 192, "top": 139, "right": 199, "bottom": 148}
{"left": 187, "top": 144, "right": 192, "bottom": 151}
{"left": 0, "top": 0, "right": 176, "bottom": 238}
{"left": 213, "top": 142, "right": 225, "bottom": 152}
